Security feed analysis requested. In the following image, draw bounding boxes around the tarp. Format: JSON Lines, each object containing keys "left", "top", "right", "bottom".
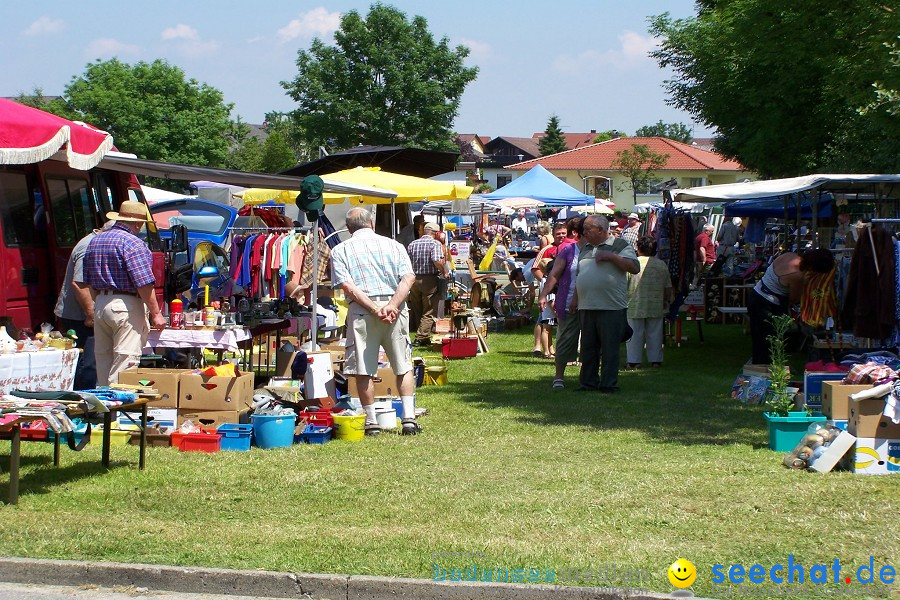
{"left": 673, "top": 174, "right": 900, "bottom": 202}
{"left": 141, "top": 185, "right": 195, "bottom": 204}
{"left": 239, "top": 166, "right": 472, "bottom": 205}
{"left": 723, "top": 193, "right": 834, "bottom": 219}
{"left": 0, "top": 98, "right": 113, "bottom": 170}
{"left": 282, "top": 145, "right": 459, "bottom": 179}
{"left": 420, "top": 198, "right": 499, "bottom": 215}
{"left": 482, "top": 164, "right": 594, "bottom": 206}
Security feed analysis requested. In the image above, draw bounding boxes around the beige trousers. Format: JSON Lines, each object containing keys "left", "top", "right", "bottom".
{"left": 93, "top": 294, "right": 149, "bottom": 386}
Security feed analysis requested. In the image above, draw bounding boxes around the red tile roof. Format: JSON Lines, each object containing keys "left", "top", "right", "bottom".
{"left": 532, "top": 132, "right": 600, "bottom": 150}
{"left": 509, "top": 137, "right": 746, "bottom": 171}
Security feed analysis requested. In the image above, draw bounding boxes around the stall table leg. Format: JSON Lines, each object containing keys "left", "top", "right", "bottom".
{"left": 8, "top": 425, "right": 20, "bottom": 505}
{"left": 102, "top": 411, "right": 112, "bottom": 468}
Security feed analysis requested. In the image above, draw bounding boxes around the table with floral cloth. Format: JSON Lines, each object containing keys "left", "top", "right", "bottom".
{"left": 0, "top": 349, "right": 78, "bottom": 395}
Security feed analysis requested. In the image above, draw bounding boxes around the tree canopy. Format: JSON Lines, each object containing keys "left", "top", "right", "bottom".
{"left": 60, "top": 59, "right": 233, "bottom": 166}
{"left": 649, "top": 1, "right": 900, "bottom": 177}
{"left": 592, "top": 130, "right": 626, "bottom": 143}
{"left": 539, "top": 115, "right": 568, "bottom": 155}
{"left": 634, "top": 121, "right": 692, "bottom": 144}
{"left": 611, "top": 143, "right": 669, "bottom": 203}
{"left": 281, "top": 3, "right": 478, "bottom": 153}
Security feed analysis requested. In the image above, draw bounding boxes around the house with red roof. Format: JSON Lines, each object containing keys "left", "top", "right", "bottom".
{"left": 507, "top": 136, "right": 753, "bottom": 211}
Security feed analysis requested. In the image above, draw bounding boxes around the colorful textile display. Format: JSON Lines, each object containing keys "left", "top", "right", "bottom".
{"left": 800, "top": 266, "right": 837, "bottom": 328}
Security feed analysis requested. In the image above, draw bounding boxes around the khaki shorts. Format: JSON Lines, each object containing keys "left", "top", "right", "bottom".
{"left": 343, "top": 301, "right": 412, "bottom": 377}
{"left": 554, "top": 312, "right": 581, "bottom": 365}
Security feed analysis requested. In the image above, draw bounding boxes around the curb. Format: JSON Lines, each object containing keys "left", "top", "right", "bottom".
{"left": 0, "top": 557, "right": 684, "bottom": 599}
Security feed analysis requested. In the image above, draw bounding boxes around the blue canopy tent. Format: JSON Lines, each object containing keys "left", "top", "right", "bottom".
{"left": 482, "top": 164, "right": 594, "bottom": 206}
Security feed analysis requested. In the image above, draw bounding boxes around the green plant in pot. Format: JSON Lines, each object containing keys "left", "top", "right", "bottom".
{"left": 764, "top": 314, "right": 795, "bottom": 417}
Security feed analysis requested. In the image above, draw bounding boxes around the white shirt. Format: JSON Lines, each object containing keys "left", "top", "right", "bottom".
{"left": 510, "top": 217, "right": 528, "bottom": 233}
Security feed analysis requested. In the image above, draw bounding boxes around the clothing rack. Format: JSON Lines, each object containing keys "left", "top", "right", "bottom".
{"left": 228, "top": 226, "right": 308, "bottom": 232}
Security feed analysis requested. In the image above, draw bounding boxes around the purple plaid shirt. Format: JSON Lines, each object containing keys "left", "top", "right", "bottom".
{"left": 84, "top": 223, "right": 155, "bottom": 292}
{"left": 407, "top": 236, "right": 443, "bottom": 275}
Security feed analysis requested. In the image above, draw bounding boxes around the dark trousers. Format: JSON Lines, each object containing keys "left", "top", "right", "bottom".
{"left": 409, "top": 274, "right": 439, "bottom": 343}
{"left": 746, "top": 290, "right": 788, "bottom": 364}
{"left": 578, "top": 308, "right": 627, "bottom": 390}
{"left": 61, "top": 317, "right": 96, "bottom": 390}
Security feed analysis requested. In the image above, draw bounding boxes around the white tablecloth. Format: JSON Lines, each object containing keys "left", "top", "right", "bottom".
{"left": 145, "top": 328, "right": 251, "bottom": 353}
{"left": 0, "top": 349, "right": 79, "bottom": 395}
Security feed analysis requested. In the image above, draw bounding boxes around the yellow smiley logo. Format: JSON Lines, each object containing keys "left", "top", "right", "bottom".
{"left": 668, "top": 558, "right": 697, "bottom": 588}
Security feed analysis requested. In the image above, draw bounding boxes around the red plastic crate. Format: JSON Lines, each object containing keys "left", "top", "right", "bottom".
{"left": 442, "top": 336, "right": 478, "bottom": 359}
{"left": 301, "top": 410, "right": 334, "bottom": 428}
{"left": 19, "top": 421, "right": 49, "bottom": 440}
{"left": 174, "top": 431, "right": 221, "bottom": 452}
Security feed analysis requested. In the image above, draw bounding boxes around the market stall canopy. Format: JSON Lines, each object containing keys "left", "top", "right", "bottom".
{"left": 94, "top": 153, "right": 395, "bottom": 200}
{"left": 141, "top": 185, "right": 196, "bottom": 204}
{"left": 0, "top": 98, "right": 113, "bottom": 170}
{"left": 481, "top": 164, "right": 595, "bottom": 206}
{"left": 281, "top": 145, "right": 460, "bottom": 179}
{"left": 723, "top": 193, "right": 835, "bottom": 219}
{"left": 240, "top": 167, "right": 472, "bottom": 205}
{"left": 634, "top": 201, "right": 718, "bottom": 214}
{"left": 555, "top": 201, "right": 614, "bottom": 216}
{"left": 491, "top": 197, "right": 546, "bottom": 210}
{"left": 672, "top": 174, "right": 900, "bottom": 202}
{"left": 420, "top": 198, "right": 499, "bottom": 215}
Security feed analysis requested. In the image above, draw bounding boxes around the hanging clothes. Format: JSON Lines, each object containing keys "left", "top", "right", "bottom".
{"left": 800, "top": 266, "right": 837, "bottom": 328}
{"left": 842, "top": 226, "right": 897, "bottom": 340}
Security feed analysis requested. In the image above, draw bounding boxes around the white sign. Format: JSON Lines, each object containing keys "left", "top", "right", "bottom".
{"left": 449, "top": 241, "right": 470, "bottom": 268}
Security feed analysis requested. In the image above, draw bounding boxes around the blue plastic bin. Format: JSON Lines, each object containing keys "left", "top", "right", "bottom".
{"left": 298, "top": 424, "right": 332, "bottom": 444}
{"left": 47, "top": 420, "right": 90, "bottom": 445}
{"left": 251, "top": 413, "right": 296, "bottom": 449}
{"left": 217, "top": 423, "right": 253, "bottom": 451}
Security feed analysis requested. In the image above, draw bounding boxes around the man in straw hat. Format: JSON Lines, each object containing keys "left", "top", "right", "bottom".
{"left": 84, "top": 200, "right": 166, "bottom": 386}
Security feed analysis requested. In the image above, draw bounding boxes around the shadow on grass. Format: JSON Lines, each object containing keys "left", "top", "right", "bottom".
{"left": 445, "top": 323, "right": 768, "bottom": 448}
{"left": 0, "top": 446, "right": 126, "bottom": 501}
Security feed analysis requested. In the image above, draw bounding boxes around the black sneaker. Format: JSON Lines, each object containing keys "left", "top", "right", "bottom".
{"left": 364, "top": 423, "right": 381, "bottom": 437}
{"left": 400, "top": 418, "right": 422, "bottom": 435}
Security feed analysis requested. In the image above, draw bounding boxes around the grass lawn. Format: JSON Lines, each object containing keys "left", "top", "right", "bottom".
{"left": 1, "top": 324, "right": 897, "bottom": 599}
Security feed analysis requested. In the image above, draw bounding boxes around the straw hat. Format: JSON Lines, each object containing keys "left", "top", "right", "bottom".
{"left": 106, "top": 200, "right": 149, "bottom": 223}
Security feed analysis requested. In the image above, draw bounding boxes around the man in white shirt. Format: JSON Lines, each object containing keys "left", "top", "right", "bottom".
{"left": 510, "top": 209, "right": 529, "bottom": 237}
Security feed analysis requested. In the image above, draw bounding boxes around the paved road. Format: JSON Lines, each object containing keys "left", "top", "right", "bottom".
{"left": 0, "top": 582, "right": 289, "bottom": 600}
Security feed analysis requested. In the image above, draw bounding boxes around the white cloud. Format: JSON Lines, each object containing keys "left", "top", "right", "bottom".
{"left": 277, "top": 7, "right": 341, "bottom": 43}
{"left": 456, "top": 38, "right": 492, "bottom": 63}
{"left": 84, "top": 38, "right": 141, "bottom": 59}
{"left": 552, "top": 30, "right": 658, "bottom": 73}
{"left": 24, "top": 16, "right": 64, "bottom": 36}
{"left": 162, "top": 24, "right": 199, "bottom": 41}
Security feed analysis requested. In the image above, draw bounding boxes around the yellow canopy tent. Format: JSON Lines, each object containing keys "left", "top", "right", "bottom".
{"left": 239, "top": 166, "right": 473, "bottom": 206}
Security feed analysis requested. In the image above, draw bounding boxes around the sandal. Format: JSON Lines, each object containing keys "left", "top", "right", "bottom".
{"left": 543, "top": 353, "right": 554, "bottom": 359}
{"left": 552, "top": 378, "right": 564, "bottom": 390}
{"left": 401, "top": 418, "right": 422, "bottom": 436}
{"left": 364, "top": 423, "right": 381, "bottom": 437}
{"left": 532, "top": 350, "right": 543, "bottom": 358}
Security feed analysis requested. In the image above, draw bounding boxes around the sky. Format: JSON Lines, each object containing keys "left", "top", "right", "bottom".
{"left": 1, "top": 1, "right": 714, "bottom": 141}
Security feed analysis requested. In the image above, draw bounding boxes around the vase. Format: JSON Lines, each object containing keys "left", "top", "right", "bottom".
{"left": 764, "top": 411, "right": 828, "bottom": 452}
{"left": 0, "top": 326, "right": 17, "bottom": 353}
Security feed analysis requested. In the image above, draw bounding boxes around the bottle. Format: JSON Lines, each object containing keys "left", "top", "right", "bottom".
{"left": 169, "top": 298, "right": 184, "bottom": 329}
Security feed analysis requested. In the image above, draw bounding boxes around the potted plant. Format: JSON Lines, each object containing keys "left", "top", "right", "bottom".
{"left": 762, "top": 314, "right": 825, "bottom": 451}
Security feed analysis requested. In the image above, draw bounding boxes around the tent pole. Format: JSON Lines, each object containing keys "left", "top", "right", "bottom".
{"left": 391, "top": 200, "right": 396, "bottom": 239}
{"left": 311, "top": 215, "right": 319, "bottom": 349}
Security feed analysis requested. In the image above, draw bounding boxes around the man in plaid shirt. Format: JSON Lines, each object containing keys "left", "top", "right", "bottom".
{"left": 331, "top": 207, "right": 421, "bottom": 436}
{"left": 622, "top": 213, "right": 642, "bottom": 250}
{"left": 407, "top": 222, "right": 447, "bottom": 347}
{"left": 84, "top": 201, "right": 166, "bottom": 386}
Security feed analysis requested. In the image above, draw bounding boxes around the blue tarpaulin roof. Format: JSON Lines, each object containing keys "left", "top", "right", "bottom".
{"left": 482, "top": 165, "right": 594, "bottom": 206}
{"left": 723, "top": 192, "right": 833, "bottom": 219}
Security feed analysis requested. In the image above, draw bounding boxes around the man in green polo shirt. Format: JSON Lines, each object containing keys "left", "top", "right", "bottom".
{"left": 575, "top": 215, "right": 640, "bottom": 392}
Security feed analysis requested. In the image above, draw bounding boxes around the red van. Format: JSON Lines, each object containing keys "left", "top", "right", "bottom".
{"left": 0, "top": 161, "right": 165, "bottom": 330}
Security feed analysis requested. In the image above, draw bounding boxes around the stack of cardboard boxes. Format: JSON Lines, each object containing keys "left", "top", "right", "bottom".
{"left": 821, "top": 381, "right": 900, "bottom": 475}
{"left": 118, "top": 367, "right": 255, "bottom": 431}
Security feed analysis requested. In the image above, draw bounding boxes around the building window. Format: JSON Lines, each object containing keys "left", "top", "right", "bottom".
{"left": 496, "top": 174, "right": 512, "bottom": 188}
{"left": 688, "top": 177, "right": 705, "bottom": 187}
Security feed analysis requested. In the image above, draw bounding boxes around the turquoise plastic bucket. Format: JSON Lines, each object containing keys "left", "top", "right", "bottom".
{"left": 251, "top": 414, "right": 296, "bottom": 449}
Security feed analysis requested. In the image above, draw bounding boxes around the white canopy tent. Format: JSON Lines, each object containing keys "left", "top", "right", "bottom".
{"left": 672, "top": 174, "right": 900, "bottom": 202}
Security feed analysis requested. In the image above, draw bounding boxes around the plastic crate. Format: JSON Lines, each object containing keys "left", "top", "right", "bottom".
{"left": 300, "top": 410, "right": 334, "bottom": 428}
{"left": 19, "top": 421, "right": 49, "bottom": 441}
{"left": 442, "top": 336, "right": 478, "bottom": 359}
{"left": 765, "top": 412, "right": 827, "bottom": 452}
{"left": 129, "top": 432, "right": 172, "bottom": 447}
{"left": 297, "top": 424, "right": 332, "bottom": 444}
{"left": 89, "top": 429, "right": 131, "bottom": 447}
{"left": 217, "top": 424, "right": 252, "bottom": 451}
{"left": 48, "top": 422, "right": 90, "bottom": 445}
{"left": 176, "top": 431, "right": 221, "bottom": 453}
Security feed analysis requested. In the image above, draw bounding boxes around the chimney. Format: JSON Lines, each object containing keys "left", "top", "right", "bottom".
{"left": 590, "top": 129, "right": 596, "bottom": 134}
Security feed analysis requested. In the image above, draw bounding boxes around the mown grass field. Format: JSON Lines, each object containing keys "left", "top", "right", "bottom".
{"left": 1, "top": 324, "right": 896, "bottom": 599}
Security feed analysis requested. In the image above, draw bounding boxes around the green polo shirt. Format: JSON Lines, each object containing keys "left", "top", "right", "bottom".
{"left": 575, "top": 237, "right": 639, "bottom": 310}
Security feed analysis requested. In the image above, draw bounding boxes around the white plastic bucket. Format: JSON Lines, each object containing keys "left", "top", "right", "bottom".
{"left": 375, "top": 408, "right": 397, "bottom": 430}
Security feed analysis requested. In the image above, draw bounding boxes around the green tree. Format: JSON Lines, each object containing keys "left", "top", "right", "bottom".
{"left": 259, "top": 130, "right": 298, "bottom": 173}
{"left": 649, "top": 2, "right": 900, "bottom": 177}
{"left": 281, "top": 3, "right": 478, "bottom": 152}
{"left": 224, "top": 117, "right": 263, "bottom": 172}
{"left": 611, "top": 143, "right": 669, "bottom": 203}
{"left": 634, "top": 120, "right": 693, "bottom": 143}
{"left": 62, "top": 58, "right": 233, "bottom": 166}
{"left": 539, "top": 114, "right": 568, "bottom": 155}
{"left": 592, "top": 129, "right": 626, "bottom": 143}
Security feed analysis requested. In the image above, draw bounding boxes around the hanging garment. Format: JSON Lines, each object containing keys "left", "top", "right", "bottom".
{"left": 800, "top": 266, "right": 837, "bottom": 328}
{"left": 842, "top": 226, "right": 897, "bottom": 340}
{"left": 892, "top": 240, "right": 900, "bottom": 350}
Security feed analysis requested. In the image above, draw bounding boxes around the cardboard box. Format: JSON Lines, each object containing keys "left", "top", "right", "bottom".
{"left": 118, "top": 408, "right": 178, "bottom": 430}
{"left": 807, "top": 429, "right": 857, "bottom": 473}
{"left": 844, "top": 438, "right": 900, "bottom": 475}
{"left": 275, "top": 350, "right": 304, "bottom": 378}
{"left": 803, "top": 372, "right": 846, "bottom": 407}
{"left": 821, "top": 382, "right": 871, "bottom": 420}
{"left": 117, "top": 368, "right": 190, "bottom": 408}
{"left": 346, "top": 366, "right": 397, "bottom": 398}
{"left": 319, "top": 342, "right": 346, "bottom": 363}
{"left": 178, "top": 409, "right": 242, "bottom": 429}
{"left": 849, "top": 397, "right": 900, "bottom": 439}
{"left": 179, "top": 372, "right": 255, "bottom": 412}
{"left": 742, "top": 361, "right": 790, "bottom": 378}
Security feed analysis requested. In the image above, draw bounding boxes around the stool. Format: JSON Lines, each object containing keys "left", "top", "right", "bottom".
{"left": 139, "top": 353, "right": 166, "bottom": 368}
